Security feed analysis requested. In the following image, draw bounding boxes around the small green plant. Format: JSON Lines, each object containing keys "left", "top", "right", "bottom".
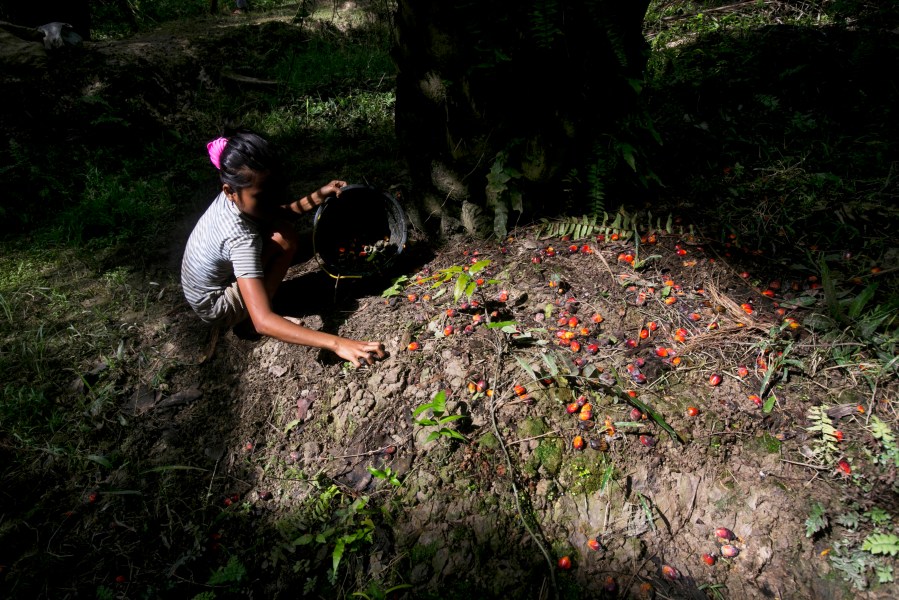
{"left": 412, "top": 390, "right": 468, "bottom": 443}
{"left": 96, "top": 585, "right": 115, "bottom": 600}
{"left": 805, "top": 502, "right": 829, "bottom": 538}
{"left": 806, "top": 405, "right": 840, "bottom": 466}
{"left": 698, "top": 583, "right": 727, "bottom": 600}
{"left": 208, "top": 555, "right": 247, "bottom": 586}
{"left": 351, "top": 582, "right": 413, "bottom": 600}
{"left": 635, "top": 492, "right": 657, "bottom": 532}
{"left": 367, "top": 465, "right": 402, "bottom": 487}
{"left": 869, "top": 415, "right": 899, "bottom": 468}
{"left": 486, "top": 318, "right": 543, "bottom": 346}
{"left": 629, "top": 224, "right": 661, "bottom": 271}
{"left": 835, "top": 510, "right": 861, "bottom": 530}
{"left": 381, "top": 275, "right": 409, "bottom": 298}
{"left": 485, "top": 152, "right": 522, "bottom": 239}
{"left": 271, "top": 480, "right": 375, "bottom": 586}
{"left": 448, "top": 260, "right": 492, "bottom": 304}
{"left": 863, "top": 533, "right": 899, "bottom": 556}
{"left": 813, "top": 501, "right": 899, "bottom": 590}
{"left": 865, "top": 507, "right": 892, "bottom": 528}
{"left": 405, "top": 259, "right": 494, "bottom": 304}
{"left": 829, "top": 540, "right": 873, "bottom": 590}
{"left": 757, "top": 336, "right": 804, "bottom": 398}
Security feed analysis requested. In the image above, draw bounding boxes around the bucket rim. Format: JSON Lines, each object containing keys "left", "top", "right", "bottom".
{"left": 311, "top": 184, "right": 406, "bottom": 279}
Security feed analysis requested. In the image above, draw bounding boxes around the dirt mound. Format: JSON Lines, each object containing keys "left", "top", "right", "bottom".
{"left": 117, "top": 221, "right": 895, "bottom": 598}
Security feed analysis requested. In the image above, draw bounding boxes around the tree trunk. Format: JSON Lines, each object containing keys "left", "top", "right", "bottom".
{"left": 393, "top": 0, "right": 651, "bottom": 237}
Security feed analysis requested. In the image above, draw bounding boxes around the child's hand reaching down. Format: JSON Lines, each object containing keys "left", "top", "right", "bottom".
{"left": 335, "top": 338, "right": 386, "bottom": 367}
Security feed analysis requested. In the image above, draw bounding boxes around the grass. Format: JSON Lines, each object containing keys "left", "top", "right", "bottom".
{"left": 640, "top": 1, "right": 899, "bottom": 382}
{"left": 1, "top": 5, "right": 400, "bottom": 595}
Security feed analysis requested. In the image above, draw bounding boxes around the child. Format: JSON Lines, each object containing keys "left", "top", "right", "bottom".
{"left": 181, "top": 128, "right": 385, "bottom": 367}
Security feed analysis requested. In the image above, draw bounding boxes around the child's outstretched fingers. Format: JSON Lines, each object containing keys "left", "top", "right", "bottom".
{"left": 335, "top": 339, "right": 385, "bottom": 367}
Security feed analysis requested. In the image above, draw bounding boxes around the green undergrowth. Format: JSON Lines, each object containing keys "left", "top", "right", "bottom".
{"left": 1, "top": 6, "right": 401, "bottom": 597}
{"left": 2, "top": 5, "right": 397, "bottom": 241}
{"left": 642, "top": 1, "right": 899, "bottom": 264}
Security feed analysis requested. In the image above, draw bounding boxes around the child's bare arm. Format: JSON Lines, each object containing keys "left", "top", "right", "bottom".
{"left": 283, "top": 180, "right": 347, "bottom": 216}
{"left": 237, "top": 277, "right": 384, "bottom": 366}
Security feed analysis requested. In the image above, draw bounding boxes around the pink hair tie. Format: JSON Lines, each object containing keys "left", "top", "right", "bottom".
{"left": 206, "top": 137, "right": 228, "bottom": 169}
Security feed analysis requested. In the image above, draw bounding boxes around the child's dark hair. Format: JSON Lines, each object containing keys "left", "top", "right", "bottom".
{"left": 215, "top": 127, "right": 285, "bottom": 193}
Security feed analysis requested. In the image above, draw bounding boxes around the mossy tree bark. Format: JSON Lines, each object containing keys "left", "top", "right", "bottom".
{"left": 393, "top": 0, "right": 651, "bottom": 238}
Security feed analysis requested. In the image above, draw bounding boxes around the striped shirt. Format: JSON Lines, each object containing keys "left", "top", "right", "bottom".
{"left": 181, "top": 192, "right": 264, "bottom": 322}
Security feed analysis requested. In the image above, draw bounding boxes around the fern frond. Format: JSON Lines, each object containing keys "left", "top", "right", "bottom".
{"left": 529, "top": 0, "right": 561, "bottom": 49}
{"left": 863, "top": 533, "right": 899, "bottom": 556}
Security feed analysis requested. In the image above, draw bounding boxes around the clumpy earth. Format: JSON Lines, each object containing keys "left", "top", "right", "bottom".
{"left": 1, "top": 8, "right": 897, "bottom": 600}
{"left": 50, "top": 221, "right": 896, "bottom": 599}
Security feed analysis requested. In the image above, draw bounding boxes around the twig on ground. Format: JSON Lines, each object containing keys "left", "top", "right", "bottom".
{"left": 487, "top": 331, "right": 559, "bottom": 600}
{"left": 507, "top": 430, "right": 561, "bottom": 446}
{"left": 593, "top": 247, "right": 617, "bottom": 283}
{"left": 781, "top": 458, "right": 829, "bottom": 471}
{"left": 693, "top": 430, "right": 751, "bottom": 439}
{"left": 675, "top": 475, "right": 701, "bottom": 536}
{"left": 330, "top": 440, "right": 409, "bottom": 460}
{"left": 205, "top": 457, "right": 220, "bottom": 508}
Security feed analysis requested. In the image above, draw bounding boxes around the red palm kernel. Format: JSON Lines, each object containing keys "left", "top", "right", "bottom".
{"left": 715, "top": 527, "right": 736, "bottom": 541}
{"left": 661, "top": 565, "right": 680, "bottom": 580}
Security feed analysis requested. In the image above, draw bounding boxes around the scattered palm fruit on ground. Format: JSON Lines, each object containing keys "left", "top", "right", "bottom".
{"left": 661, "top": 565, "right": 681, "bottom": 580}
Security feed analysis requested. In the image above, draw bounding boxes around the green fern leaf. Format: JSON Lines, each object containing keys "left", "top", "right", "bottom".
{"left": 863, "top": 533, "right": 899, "bottom": 556}
{"left": 207, "top": 556, "right": 246, "bottom": 585}
{"left": 805, "top": 502, "right": 829, "bottom": 538}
